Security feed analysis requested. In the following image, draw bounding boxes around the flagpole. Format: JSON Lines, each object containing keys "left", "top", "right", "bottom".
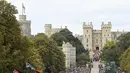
{"left": 22, "top": 3, "right": 23, "bottom": 15}
{"left": 22, "top": 3, "right": 25, "bottom": 15}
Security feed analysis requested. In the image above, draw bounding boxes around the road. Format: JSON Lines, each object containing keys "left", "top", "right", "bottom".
{"left": 91, "top": 61, "right": 99, "bottom": 73}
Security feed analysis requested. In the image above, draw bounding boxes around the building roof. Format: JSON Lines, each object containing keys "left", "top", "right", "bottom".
{"left": 93, "top": 30, "right": 102, "bottom": 33}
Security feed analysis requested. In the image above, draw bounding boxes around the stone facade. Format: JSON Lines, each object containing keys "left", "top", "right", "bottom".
{"left": 62, "top": 41, "right": 76, "bottom": 68}
{"left": 44, "top": 24, "right": 67, "bottom": 37}
{"left": 45, "top": 22, "right": 128, "bottom": 58}
{"left": 82, "top": 22, "right": 128, "bottom": 52}
{"left": 18, "top": 15, "right": 31, "bottom": 37}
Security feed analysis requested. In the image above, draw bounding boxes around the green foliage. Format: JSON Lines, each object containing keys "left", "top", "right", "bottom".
{"left": 0, "top": 1, "right": 21, "bottom": 72}
{"left": 100, "top": 33, "right": 130, "bottom": 71}
{"left": 0, "top": 1, "right": 44, "bottom": 72}
{"left": 50, "top": 29, "right": 86, "bottom": 54}
{"left": 100, "top": 41, "right": 121, "bottom": 65}
{"left": 117, "top": 32, "right": 130, "bottom": 52}
{"left": 120, "top": 48, "right": 130, "bottom": 73}
{"left": 105, "top": 62, "right": 117, "bottom": 73}
{"left": 33, "top": 33, "right": 65, "bottom": 73}
{"left": 0, "top": 36, "right": 44, "bottom": 72}
{"left": 117, "top": 32, "right": 130, "bottom": 72}
{"left": 104, "top": 41, "right": 116, "bottom": 49}
{"left": 21, "top": 37, "right": 44, "bottom": 72}
{"left": 76, "top": 52, "right": 90, "bottom": 66}
{"left": 50, "top": 29, "right": 90, "bottom": 66}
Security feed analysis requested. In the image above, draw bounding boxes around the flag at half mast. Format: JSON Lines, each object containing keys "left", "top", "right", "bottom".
{"left": 22, "top": 3, "right": 25, "bottom": 15}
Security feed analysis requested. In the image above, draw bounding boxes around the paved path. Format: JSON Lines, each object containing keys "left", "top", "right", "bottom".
{"left": 91, "top": 61, "right": 99, "bottom": 73}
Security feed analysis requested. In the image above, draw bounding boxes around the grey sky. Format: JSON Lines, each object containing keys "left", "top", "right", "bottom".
{"left": 9, "top": 0, "right": 130, "bottom": 35}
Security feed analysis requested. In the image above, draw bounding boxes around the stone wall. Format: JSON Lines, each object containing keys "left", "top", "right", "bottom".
{"left": 18, "top": 15, "right": 31, "bottom": 37}
{"left": 62, "top": 41, "right": 76, "bottom": 68}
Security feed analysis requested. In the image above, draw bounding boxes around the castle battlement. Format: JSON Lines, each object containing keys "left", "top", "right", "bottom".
{"left": 83, "top": 22, "right": 93, "bottom": 29}
{"left": 101, "top": 22, "right": 112, "bottom": 28}
{"left": 19, "top": 15, "right": 26, "bottom": 21}
{"left": 45, "top": 24, "right": 52, "bottom": 27}
{"left": 44, "top": 22, "right": 129, "bottom": 57}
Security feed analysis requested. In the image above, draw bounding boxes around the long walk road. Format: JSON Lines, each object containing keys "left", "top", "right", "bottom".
{"left": 91, "top": 61, "right": 99, "bottom": 73}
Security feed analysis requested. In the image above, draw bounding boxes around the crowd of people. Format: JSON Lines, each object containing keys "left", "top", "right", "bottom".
{"left": 65, "top": 66, "right": 91, "bottom": 73}
{"left": 13, "top": 66, "right": 54, "bottom": 73}
{"left": 13, "top": 69, "right": 41, "bottom": 73}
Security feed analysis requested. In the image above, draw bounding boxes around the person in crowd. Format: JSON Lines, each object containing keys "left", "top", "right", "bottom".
{"left": 44, "top": 66, "right": 52, "bottom": 73}
{"left": 35, "top": 69, "right": 41, "bottom": 73}
{"left": 13, "top": 69, "right": 22, "bottom": 73}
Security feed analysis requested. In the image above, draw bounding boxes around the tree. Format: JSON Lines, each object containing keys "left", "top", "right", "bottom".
{"left": 0, "top": 1, "right": 22, "bottom": 72}
{"left": 50, "top": 29, "right": 90, "bottom": 66}
{"left": 0, "top": 1, "right": 44, "bottom": 72}
{"left": 20, "top": 37, "right": 44, "bottom": 73}
{"left": 100, "top": 41, "right": 121, "bottom": 65}
{"left": 117, "top": 32, "right": 130, "bottom": 52}
{"left": 33, "top": 33, "right": 65, "bottom": 73}
{"left": 50, "top": 29, "right": 86, "bottom": 54}
{"left": 0, "top": 36, "right": 44, "bottom": 72}
{"left": 120, "top": 48, "right": 130, "bottom": 73}
{"left": 76, "top": 52, "right": 90, "bottom": 66}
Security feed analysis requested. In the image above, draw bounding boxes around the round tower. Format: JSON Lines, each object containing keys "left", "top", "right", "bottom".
{"left": 44, "top": 24, "right": 52, "bottom": 37}
{"left": 19, "top": 15, "right": 31, "bottom": 37}
{"left": 19, "top": 15, "right": 26, "bottom": 21}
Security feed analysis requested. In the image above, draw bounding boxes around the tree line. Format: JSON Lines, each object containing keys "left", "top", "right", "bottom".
{"left": 100, "top": 32, "right": 130, "bottom": 73}
{"left": 0, "top": 1, "right": 65, "bottom": 73}
{"left": 0, "top": 0, "right": 90, "bottom": 72}
{"left": 50, "top": 29, "right": 90, "bottom": 66}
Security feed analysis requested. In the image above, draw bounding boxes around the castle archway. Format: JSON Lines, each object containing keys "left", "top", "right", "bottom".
{"left": 93, "top": 46, "right": 100, "bottom": 61}
{"left": 96, "top": 46, "right": 99, "bottom": 50}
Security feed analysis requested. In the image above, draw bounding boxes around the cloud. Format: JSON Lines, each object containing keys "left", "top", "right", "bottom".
{"left": 9, "top": 0, "right": 130, "bottom": 35}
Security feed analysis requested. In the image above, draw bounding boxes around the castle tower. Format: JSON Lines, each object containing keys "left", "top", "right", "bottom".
{"left": 18, "top": 3, "right": 31, "bottom": 37}
{"left": 44, "top": 24, "right": 52, "bottom": 37}
{"left": 19, "top": 15, "right": 31, "bottom": 37}
{"left": 62, "top": 41, "right": 76, "bottom": 68}
{"left": 82, "top": 22, "right": 93, "bottom": 51}
{"left": 101, "top": 22, "right": 112, "bottom": 48}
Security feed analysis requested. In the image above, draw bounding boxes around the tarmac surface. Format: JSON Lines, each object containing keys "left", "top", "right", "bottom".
{"left": 91, "top": 61, "right": 99, "bottom": 73}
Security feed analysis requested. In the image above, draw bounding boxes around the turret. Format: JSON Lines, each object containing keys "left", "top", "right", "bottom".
{"left": 82, "top": 22, "right": 93, "bottom": 51}
{"left": 101, "top": 22, "right": 112, "bottom": 48}
{"left": 101, "top": 22, "right": 112, "bottom": 29}
{"left": 83, "top": 22, "right": 93, "bottom": 29}
{"left": 62, "top": 41, "right": 76, "bottom": 68}
{"left": 44, "top": 24, "right": 52, "bottom": 37}
{"left": 65, "top": 26, "right": 67, "bottom": 29}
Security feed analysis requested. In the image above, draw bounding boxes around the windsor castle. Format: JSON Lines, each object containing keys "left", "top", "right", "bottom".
{"left": 18, "top": 14, "right": 128, "bottom": 53}
{"left": 44, "top": 22, "right": 128, "bottom": 52}
{"left": 19, "top": 14, "right": 128, "bottom": 67}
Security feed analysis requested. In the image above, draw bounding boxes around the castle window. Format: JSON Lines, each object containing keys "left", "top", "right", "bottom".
{"left": 106, "top": 39, "right": 108, "bottom": 42}
{"left": 87, "top": 39, "right": 88, "bottom": 43}
{"left": 87, "top": 30, "right": 88, "bottom": 32}
{"left": 106, "top": 30, "right": 107, "bottom": 32}
{"left": 108, "top": 34, "right": 109, "bottom": 36}
{"left": 96, "top": 39, "right": 98, "bottom": 43}
{"left": 104, "top": 34, "right": 105, "bottom": 36}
